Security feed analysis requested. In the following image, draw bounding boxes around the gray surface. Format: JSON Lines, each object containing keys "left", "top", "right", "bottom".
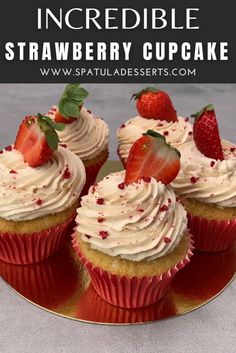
{"left": 0, "top": 84, "right": 236, "bottom": 353}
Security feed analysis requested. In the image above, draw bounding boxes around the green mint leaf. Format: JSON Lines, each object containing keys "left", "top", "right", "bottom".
{"left": 45, "top": 130, "right": 59, "bottom": 150}
{"left": 64, "top": 83, "right": 89, "bottom": 102}
{"left": 59, "top": 98, "right": 81, "bottom": 118}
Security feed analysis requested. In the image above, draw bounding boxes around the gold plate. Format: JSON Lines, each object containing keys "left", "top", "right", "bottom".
{"left": 0, "top": 161, "right": 236, "bottom": 325}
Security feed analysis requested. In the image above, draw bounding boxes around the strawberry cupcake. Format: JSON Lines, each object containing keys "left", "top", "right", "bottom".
{"left": 72, "top": 130, "right": 194, "bottom": 308}
{"left": 47, "top": 84, "right": 109, "bottom": 195}
{"left": 172, "top": 104, "right": 236, "bottom": 252}
{"left": 0, "top": 114, "right": 85, "bottom": 264}
{"left": 117, "top": 87, "right": 192, "bottom": 166}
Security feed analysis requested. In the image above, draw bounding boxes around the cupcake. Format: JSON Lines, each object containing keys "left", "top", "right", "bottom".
{"left": 171, "top": 104, "right": 236, "bottom": 252}
{"left": 0, "top": 114, "right": 85, "bottom": 264}
{"left": 117, "top": 87, "right": 192, "bottom": 166}
{"left": 72, "top": 130, "right": 194, "bottom": 308}
{"left": 47, "top": 84, "right": 109, "bottom": 195}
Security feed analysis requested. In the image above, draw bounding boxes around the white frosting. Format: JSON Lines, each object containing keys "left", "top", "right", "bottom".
{"left": 117, "top": 116, "right": 192, "bottom": 163}
{"left": 76, "top": 171, "right": 187, "bottom": 261}
{"left": 171, "top": 141, "right": 236, "bottom": 207}
{"left": 0, "top": 146, "right": 86, "bottom": 221}
{"left": 48, "top": 106, "right": 109, "bottom": 161}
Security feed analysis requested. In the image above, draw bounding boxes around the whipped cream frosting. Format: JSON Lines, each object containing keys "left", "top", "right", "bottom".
{"left": 171, "top": 140, "right": 236, "bottom": 207}
{"left": 48, "top": 106, "right": 109, "bottom": 161}
{"left": 76, "top": 171, "right": 187, "bottom": 261}
{"left": 117, "top": 116, "right": 192, "bottom": 162}
{"left": 0, "top": 146, "right": 86, "bottom": 221}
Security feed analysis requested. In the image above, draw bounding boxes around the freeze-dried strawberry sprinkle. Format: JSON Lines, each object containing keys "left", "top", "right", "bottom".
{"left": 190, "top": 176, "right": 199, "bottom": 184}
{"left": 99, "top": 231, "right": 108, "bottom": 239}
{"left": 96, "top": 198, "right": 104, "bottom": 205}
{"left": 63, "top": 166, "right": 71, "bottom": 179}
{"left": 164, "top": 237, "right": 171, "bottom": 243}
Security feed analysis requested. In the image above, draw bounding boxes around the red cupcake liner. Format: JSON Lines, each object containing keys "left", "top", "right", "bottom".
{"left": 117, "top": 147, "right": 126, "bottom": 168}
{"left": 72, "top": 233, "right": 194, "bottom": 309}
{"left": 187, "top": 213, "right": 236, "bottom": 252}
{"left": 81, "top": 150, "right": 109, "bottom": 197}
{"left": 0, "top": 216, "right": 73, "bottom": 265}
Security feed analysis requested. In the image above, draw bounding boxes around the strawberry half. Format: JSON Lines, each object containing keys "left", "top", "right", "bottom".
{"left": 131, "top": 87, "right": 178, "bottom": 122}
{"left": 125, "top": 130, "right": 180, "bottom": 185}
{"left": 55, "top": 83, "right": 89, "bottom": 124}
{"left": 15, "top": 114, "right": 64, "bottom": 167}
{"left": 191, "top": 104, "right": 224, "bottom": 161}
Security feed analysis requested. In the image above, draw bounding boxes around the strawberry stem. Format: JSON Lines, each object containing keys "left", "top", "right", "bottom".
{"left": 131, "top": 87, "right": 159, "bottom": 100}
{"left": 191, "top": 104, "right": 214, "bottom": 119}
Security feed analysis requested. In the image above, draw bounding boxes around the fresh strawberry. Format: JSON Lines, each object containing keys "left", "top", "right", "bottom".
{"left": 125, "top": 130, "right": 180, "bottom": 185}
{"left": 55, "top": 83, "right": 89, "bottom": 123}
{"left": 191, "top": 104, "right": 224, "bottom": 161}
{"left": 54, "top": 111, "right": 76, "bottom": 124}
{"left": 131, "top": 87, "right": 178, "bottom": 122}
{"left": 15, "top": 114, "right": 64, "bottom": 167}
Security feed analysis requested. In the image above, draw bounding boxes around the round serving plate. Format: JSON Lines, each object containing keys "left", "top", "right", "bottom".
{"left": 0, "top": 161, "right": 235, "bottom": 325}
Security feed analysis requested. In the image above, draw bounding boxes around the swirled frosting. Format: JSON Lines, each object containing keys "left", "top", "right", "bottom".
{"left": 76, "top": 171, "right": 187, "bottom": 261}
{"left": 117, "top": 116, "right": 192, "bottom": 163}
{"left": 171, "top": 140, "right": 236, "bottom": 207}
{"left": 0, "top": 146, "right": 86, "bottom": 221}
{"left": 48, "top": 106, "right": 109, "bottom": 161}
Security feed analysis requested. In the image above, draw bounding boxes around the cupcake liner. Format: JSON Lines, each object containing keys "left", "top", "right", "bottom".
{"left": 0, "top": 244, "right": 78, "bottom": 309}
{"left": 117, "top": 147, "right": 126, "bottom": 168}
{"left": 0, "top": 217, "right": 73, "bottom": 265}
{"left": 187, "top": 213, "right": 236, "bottom": 252}
{"left": 77, "top": 283, "right": 176, "bottom": 323}
{"left": 81, "top": 150, "right": 109, "bottom": 197}
{"left": 72, "top": 233, "right": 194, "bottom": 309}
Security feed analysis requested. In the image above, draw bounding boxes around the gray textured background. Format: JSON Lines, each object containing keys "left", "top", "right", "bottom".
{"left": 0, "top": 84, "right": 236, "bottom": 353}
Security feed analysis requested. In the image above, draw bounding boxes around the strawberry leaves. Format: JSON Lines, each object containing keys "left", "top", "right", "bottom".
{"left": 58, "top": 83, "right": 89, "bottom": 119}
{"left": 37, "top": 114, "right": 65, "bottom": 151}
{"left": 131, "top": 87, "right": 159, "bottom": 100}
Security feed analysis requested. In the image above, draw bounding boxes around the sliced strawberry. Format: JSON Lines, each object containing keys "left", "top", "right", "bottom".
{"left": 125, "top": 130, "right": 180, "bottom": 185}
{"left": 15, "top": 114, "right": 64, "bottom": 167}
{"left": 54, "top": 110, "right": 76, "bottom": 124}
{"left": 131, "top": 87, "right": 178, "bottom": 122}
{"left": 192, "top": 104, "right": 224, "bottom": 161}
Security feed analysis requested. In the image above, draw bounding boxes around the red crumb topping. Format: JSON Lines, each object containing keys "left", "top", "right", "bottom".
{"left": 157, "top": 123, "right": 163, "bottom": 127}
{"left": 99, "top": 231, "right": 108, "bottom": 239}
{"left": 184, "top": 117, "right": 189, "bottom": 122}
{"left": 96, "top": 198, "right": 104, "bottom": 205}
{"left": 168, "top": 198, "right": 172, "bottom": 203}
{"left": 141, "top": 176, "right": 151, "bottom": 183}
{"left": 190, "top": 176, "right": 199, "bottom": 184}
{"left": 210, "top": 161, "right": 215, "bottom": 167}
{"left": 9, "top": 170, "right": 17, "bottom": 174}
{"left": 0, "top": 150, "right": 3, "bottom": 154}
{"left": 163, "top": 131, "right": 169, "bottom": 136}
{"left": 98, "top": 217, "right": 105, "bottom": 223}
{"left": 230, "top": 147, "right": 236, "bottom": 152}
{"left": 137, "top": 208, "right": 144, "bottom": 212}
{"left": 120, "top": 123, "right": 126, "bottom": 128}
{"left": 164, "top": 237, "right": 171, "bottom": 243}
{"left": 63, "top": 166, "right": 71, "bottom": 179}
{"left": 118, "top": 182, "right": 125, "bottom": 189}
{"left": 36, "top": 199, "right": 43, "bottom": 206}
{"left": 160, "top": 205, "right": 168, "bottom": 212}
{"left": 189, "top": 131, "right": 193, "bottom": 136}
{"left": 5, "top": 145, "right": 12, "bottom": 151}
{"left": 60, "top": 144, "right": 67, "bottom": 148}
{"left": 85, "top": 234, "right": 91, "bottom": 239}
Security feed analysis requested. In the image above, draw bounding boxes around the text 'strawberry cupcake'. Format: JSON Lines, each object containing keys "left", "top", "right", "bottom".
{"left": 0, "top": 114, "right": 85, "bottom": 265}
{"left": 117, "top": 87, "right": 192, "bottom": 166}
{"left": 47, "top": 84, "right": 109, "bottom": 195}
{"left": 72, "top": 130, "right": 194, "bottom": 308}
{"left": 172, "top": 104, "right": 236, "bottom": 252}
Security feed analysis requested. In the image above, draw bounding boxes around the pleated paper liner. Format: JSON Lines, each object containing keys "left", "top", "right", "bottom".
{"left": 117, "top": 147, "right": 127, "bottom": 168}
{"left": 81, "top": 149, "right": 109, "bottom": 197}
{"left": 171, "top": 243, "right": 236, "bottom": 301}
{"left": 77, "top": 283, "right": 176, "bottom": 323}
{"left": 0, "top": 245, "right": 79, "bottom": 310}
{"left": 72, "top": 233, "right": 194, "bottom": 309}
{"left": 188, "top": 213, "right": 236, "bottom": 252}
{"left": 0, "top": 216, "right": 74, "bottom": 265}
